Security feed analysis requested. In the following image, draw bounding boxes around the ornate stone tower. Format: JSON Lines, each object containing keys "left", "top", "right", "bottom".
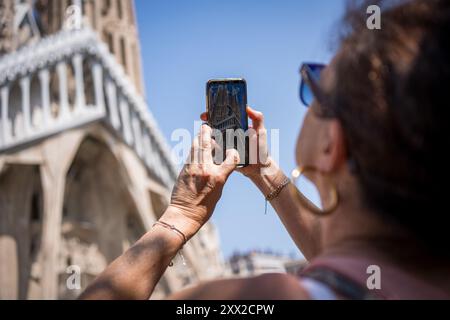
{"left": 46, "top": 0, "right": 145, "bottom": 95}
{"left": 1, "top": 0, "right": 144, "bottom": 94}
{"left": 0, "top": 0, "right": 225, "bottom": 300}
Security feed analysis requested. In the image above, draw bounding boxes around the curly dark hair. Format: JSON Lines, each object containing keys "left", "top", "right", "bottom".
{"left": 323, "top": 0, "right": 450, "bottom": 255}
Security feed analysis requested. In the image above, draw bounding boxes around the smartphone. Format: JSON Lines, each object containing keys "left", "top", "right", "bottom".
{"left": 206, "top": 79, "right": 249, "bottom": 167}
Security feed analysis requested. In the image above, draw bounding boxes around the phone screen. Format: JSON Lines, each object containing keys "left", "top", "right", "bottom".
{"left": 206, "top": 79, "right": 249, "bottom": 167}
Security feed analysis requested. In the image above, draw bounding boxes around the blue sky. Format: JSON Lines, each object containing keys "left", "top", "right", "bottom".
{"left": 135, "top": 0, "right": 346, "bottom": 259}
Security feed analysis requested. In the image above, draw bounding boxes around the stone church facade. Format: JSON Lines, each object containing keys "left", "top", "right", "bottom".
{"left": 0, "top": 0, "right": 225, "bottom": 300}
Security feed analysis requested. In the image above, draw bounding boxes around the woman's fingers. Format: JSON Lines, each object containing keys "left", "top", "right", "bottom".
{"left": 221, "top": 149, "right": 240, "bottom": 177}
{"left": 198, "top": 107, "right": 267, "bottom": 170}
{"left": 203, "top": 108, "right": 263, "bottom": 129}
{"left": 211, "top": 137, "right": 219, "bottom": 149}
{"left": 190, "top": 134, "right": 201, "bottom": 164}
{"left": 247, "top": 106, "right": 265, "bottom": 131}
{"left": 199, "top": 124, "right": 213, "bottom": 164}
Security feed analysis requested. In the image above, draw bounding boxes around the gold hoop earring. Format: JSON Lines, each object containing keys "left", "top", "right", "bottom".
{"left": 290, "top": 166, "right": 339, "bottom": 216}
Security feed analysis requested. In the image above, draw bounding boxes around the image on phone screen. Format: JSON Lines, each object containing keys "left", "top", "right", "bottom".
{"left": 206, "top": 79, "right": 249, "bottom": 167}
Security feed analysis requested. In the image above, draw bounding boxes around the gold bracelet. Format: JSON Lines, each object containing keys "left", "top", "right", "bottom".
{"left": 266, "top": 177, "right": 290, "bottom": 201}
{"left": 264, "top": 177, "right": 290, "bottom": 215}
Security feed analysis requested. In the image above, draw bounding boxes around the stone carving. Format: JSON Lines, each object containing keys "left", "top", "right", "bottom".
{"left": 0, "top": 1, "right": 15, "bottom": 54}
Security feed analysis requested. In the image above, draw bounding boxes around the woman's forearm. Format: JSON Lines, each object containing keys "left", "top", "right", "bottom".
{"left": 248, "top": 159, "right": 322, "bottom": 260}
{"left": 80, "top": 124, "right": 239, "bottom": 300}
{"left": 79, "top": 207, "right": 199, "bottom": 300}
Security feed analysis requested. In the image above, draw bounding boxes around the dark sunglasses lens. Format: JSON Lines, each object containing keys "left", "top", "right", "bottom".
{"left": 300, "top": 64, "right": 325, "bottom": 107}
{"left": 309, "top": 64, "right": 324, "bottom": 80}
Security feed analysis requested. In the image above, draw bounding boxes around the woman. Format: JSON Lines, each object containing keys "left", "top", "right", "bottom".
{"left": 80, "top": 0, "right": 450, "bottom": 300}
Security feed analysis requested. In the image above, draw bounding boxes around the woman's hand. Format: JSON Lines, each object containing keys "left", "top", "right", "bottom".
{"left": 201, "top": 106, "right": 271, "bottom": 178}
{"left": 168, "top": 124, "right": 240, "bottom": 239}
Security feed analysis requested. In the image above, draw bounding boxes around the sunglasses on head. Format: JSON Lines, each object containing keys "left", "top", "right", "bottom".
{"left": 299, "top": 63, "right": 327, "bottom": 107}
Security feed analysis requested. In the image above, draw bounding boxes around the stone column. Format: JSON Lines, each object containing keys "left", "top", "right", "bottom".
{"left": 0, "top": 236, "right": 18, "bottom": 299}
{"left": 0, "top": 165, "right": 36, "bottom": 299}
{"left": 105, "top": 78, "right": 121, "bottom": 129}
{"left": 39, "top": 163, "right": 66, "bottom": 299}
{"left": 57, "top": 61, "right": 70, "bottom": 120}
{"left": 1, "top": 86, "right": 10, "bottom": 145}
{"left": 131, "top": 112, "right": 143, "bottom": 157}
{"left": 142, "top": 132, "right": 153, "bottom": 168}
{"left": 119, "top": 97, "right": 133, "bottom": 145}
{"left": 154, "top": 152, "right": 163, "bottom": 182}
{"left": 92, "top": 62, "right": 105, "bottom": 114}
{"left": 72, "top": 54, "right": 86, "bottom": 114}
{"left": 19, "top": 76, "right": 31, "bottom": 136}
{"left": 38, "top": 131, "right": 83, "bottom": 299}
{"left": 38, "top": 69, "right": 51, "bottom": 127}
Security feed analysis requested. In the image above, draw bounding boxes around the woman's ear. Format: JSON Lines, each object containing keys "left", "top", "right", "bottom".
{"left": 316, "top": 119, "right": 347, "bottom": 173}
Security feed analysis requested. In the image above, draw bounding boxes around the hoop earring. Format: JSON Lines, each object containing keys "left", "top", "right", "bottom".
{"left": 290, "top": 166, "right": 339, "bottom": 216}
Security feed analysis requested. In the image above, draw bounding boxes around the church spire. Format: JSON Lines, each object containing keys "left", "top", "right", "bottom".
{"left": 1, "top": 0, "right": 145, "bottom": 96}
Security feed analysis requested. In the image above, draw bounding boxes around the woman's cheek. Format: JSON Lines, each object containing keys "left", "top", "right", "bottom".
{"left": 296, "top": 113, "right": 313, "bottom": 167}
{"left": 295, "top": 131, "right": 303, "bottom": 167}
